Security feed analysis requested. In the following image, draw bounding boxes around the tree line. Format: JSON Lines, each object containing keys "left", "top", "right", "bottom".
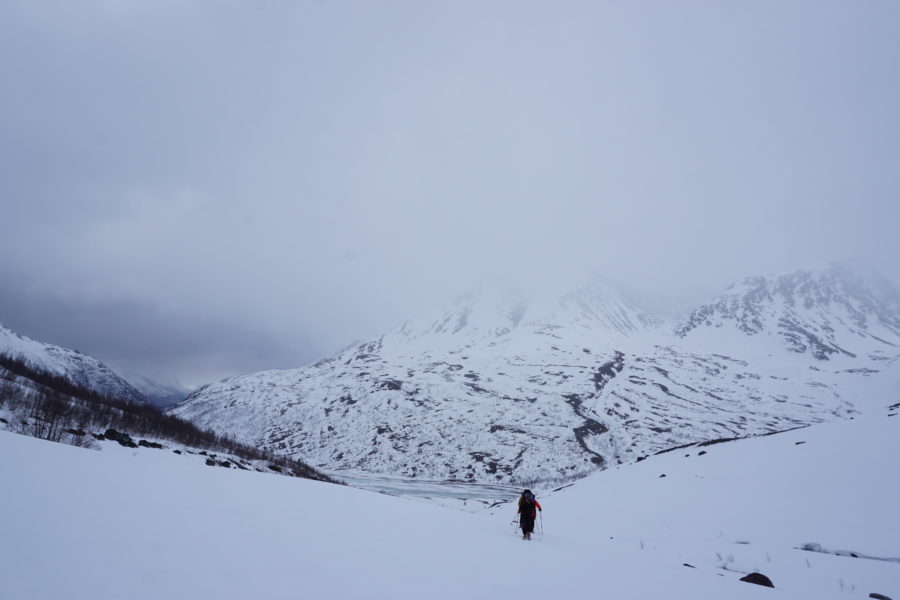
{"left": 0, "top": 353, "right": 333, "bottom": 482}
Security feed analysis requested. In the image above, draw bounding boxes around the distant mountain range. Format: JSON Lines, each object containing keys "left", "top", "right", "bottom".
{"left": 170, "top": 265, "right": 900, "bottom": 484}
{"left": 120, "top": 373, "right": 190, "bottom": 409}
{"left": 3, "top": 265, "right": 897, "bottom": 486}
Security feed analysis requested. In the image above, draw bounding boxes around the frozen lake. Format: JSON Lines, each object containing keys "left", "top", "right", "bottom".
{"left": 327, "top": 470, "right": 524, "bottom": 511}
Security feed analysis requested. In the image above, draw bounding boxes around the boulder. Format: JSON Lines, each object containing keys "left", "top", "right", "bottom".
{"left": 739, "top": 572, "right": 774, "bottom": 588}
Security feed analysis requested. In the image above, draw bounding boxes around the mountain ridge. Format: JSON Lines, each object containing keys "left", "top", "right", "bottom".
{"left": 0, "top": 321, "right": 146, "bottom": 403}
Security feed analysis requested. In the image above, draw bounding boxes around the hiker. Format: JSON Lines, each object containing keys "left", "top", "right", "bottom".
{"left": 517, "top": 489, "right": 542, "bottom": 540}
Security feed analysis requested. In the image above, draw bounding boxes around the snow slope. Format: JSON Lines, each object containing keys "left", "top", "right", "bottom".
{"left": 172, "top": 267, "right": 900, "bottom": 484}
{"left": 1, "top": 405, "right": 897, "bottom": 599}
{"left": 0, "top": 321, "right": 145, "bottom": 402}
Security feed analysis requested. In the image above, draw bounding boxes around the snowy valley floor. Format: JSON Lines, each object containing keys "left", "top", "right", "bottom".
{"left": 1, "top": 410, "right": 898, "bottom": 600}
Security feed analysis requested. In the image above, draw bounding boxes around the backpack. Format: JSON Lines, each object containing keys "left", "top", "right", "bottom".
{"left": 520, "top": 490, "right": 535, "bottom": 512}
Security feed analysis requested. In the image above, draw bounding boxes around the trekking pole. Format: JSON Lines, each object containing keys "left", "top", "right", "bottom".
{"left": 539, "top": 511, "right": 544, "bottom": 538}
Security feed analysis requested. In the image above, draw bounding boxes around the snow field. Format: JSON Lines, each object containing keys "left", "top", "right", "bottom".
{"left": 2, "top": 409, "right": 898, "bottom": 599}
{"left": 546, "top": 413, "right": 899, "bottom": 597}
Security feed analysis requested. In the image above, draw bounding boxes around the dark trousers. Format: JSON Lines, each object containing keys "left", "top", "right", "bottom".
{"left": 520, "top": 514, "right": 535, "bottom": 534}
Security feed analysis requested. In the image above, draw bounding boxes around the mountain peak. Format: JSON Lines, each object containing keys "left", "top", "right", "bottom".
{"left": 394, "top": 276, "right": 660, "bottom": 348}
{"left": 678, "top": 265, "right": 900, "bottom": 359}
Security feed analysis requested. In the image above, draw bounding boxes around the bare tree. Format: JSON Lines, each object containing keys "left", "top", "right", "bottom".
{"left": 0, "top": 377, "right": 19, "bottom": 410}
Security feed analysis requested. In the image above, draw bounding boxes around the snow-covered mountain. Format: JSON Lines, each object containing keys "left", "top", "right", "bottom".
{"left": 677, "top": 265, "right": 900, "bottom": 360}
{"left": 171, "top": 266, "right": 900, "bottom": 484}
{"left": 0, "top": 322, "right": 145, "bottom": 403}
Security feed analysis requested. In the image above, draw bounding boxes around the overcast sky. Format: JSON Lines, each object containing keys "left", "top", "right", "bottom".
{"left": 2, "top": 1, "right": 899, "bottom": 387}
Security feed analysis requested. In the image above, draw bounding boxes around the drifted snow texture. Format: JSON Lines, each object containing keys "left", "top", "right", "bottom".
{"left": 0, "top": 409, "right": 897, "bottom": 600}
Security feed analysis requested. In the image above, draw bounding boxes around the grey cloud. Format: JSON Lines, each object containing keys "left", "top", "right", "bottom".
{"left": 1, "top": 1, "right": 899, "bottom": 385}
{"left": 0, "top": 277, "right": 319, "bottom": 387}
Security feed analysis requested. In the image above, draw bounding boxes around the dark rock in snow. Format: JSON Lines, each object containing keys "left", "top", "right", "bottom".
{"left": 869, "top": 593, "right": 893, "bottom": 600}
{"left": 739, "top": 572, "right": 774, "bottom": 588}
{"left": 659, "top": 474, "right": 667, "bottom": 478}
{"left": 104, "top": 429, "right": 137, "bottom": 448}
{"left": 378, "top": 379, "right": 402, "bottom": 391}
{"left": 138, "top": 439, "right": 164, "bottom": 449}
{"left": 800, "top": 542, "right": 822, "bottom": 552}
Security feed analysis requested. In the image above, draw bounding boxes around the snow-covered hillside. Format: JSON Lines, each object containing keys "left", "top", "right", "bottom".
{"left": 0, "top": 322, "right": 145, "bottom": 402}
{"left": 1, "top": 405, "right": 897, "bottom": 599}
{"left": 171, "top": 267, "right": 900, "bottom": 484}
{"left": 171, "top": 281, "right": 664, "bottom": 482}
